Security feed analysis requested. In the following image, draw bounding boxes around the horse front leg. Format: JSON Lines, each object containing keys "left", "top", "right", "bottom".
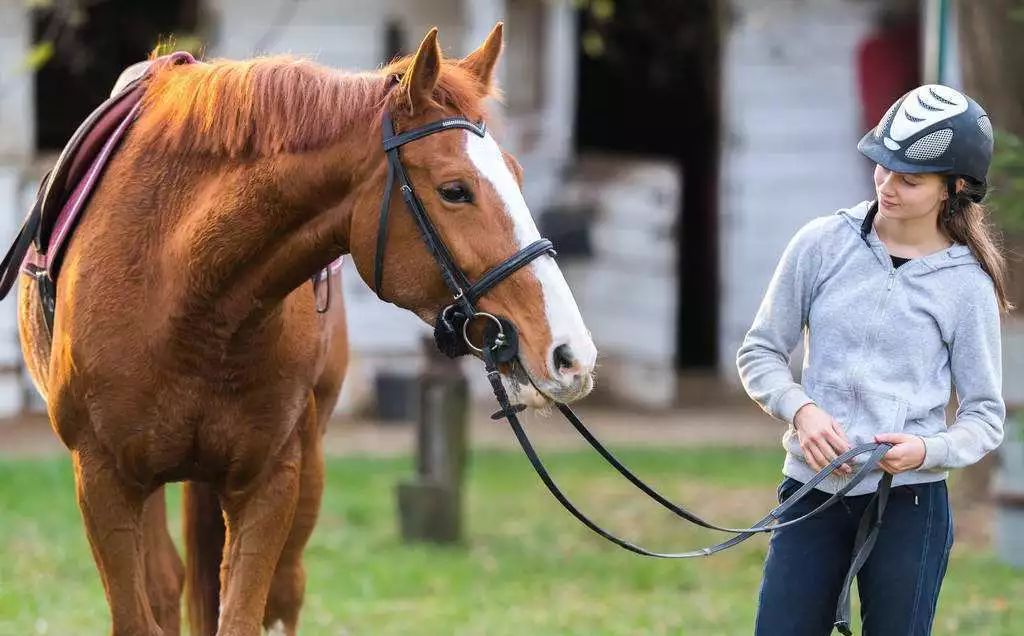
{"left": 73, "top": 440, "right": 163, "bottom": 636}
{"left": 217, "top": 434, "right": 301, "bottom": 636}
{"left": 263, "top": 404, "right": 325, "bottom": 635}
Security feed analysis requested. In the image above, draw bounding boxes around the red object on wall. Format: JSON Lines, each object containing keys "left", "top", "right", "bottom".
{"left": 856, "top": 21, "right": 921, "bottom": 132}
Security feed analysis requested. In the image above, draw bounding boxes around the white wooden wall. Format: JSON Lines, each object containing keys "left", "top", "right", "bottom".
{"left": 555, "top": 155, "right": 681, "bottom": 409}
{"left": 717, "top": 0, "right": 882, "bottom": 384}
{"left": 0, "top": 3, "right": 34, "bottom": 161}
{"left": 204, "top": 0, "right": 462, "bottom": 67}
{"left": 0, "top": 3, "right": 35, "bottom": 416}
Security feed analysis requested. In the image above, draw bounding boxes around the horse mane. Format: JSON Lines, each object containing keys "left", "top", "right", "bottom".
{"left": 137, "top": 53, "right": 493, "bottom": 158}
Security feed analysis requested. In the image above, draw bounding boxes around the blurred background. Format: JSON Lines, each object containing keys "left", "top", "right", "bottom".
{"left": 0, "top": 0, "right": 1022, "bottom": 634}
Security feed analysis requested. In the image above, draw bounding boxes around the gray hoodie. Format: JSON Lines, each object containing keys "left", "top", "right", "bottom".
{"left": 737, "top": 200, "right": 1005, "bottom": 496}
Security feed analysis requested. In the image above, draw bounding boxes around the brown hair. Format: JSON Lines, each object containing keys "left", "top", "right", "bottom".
{"left": 943, "top": 180, "right": 1014, "bottom": 313}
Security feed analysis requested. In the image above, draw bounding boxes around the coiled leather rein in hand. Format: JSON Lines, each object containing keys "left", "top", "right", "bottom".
{"left": 480, "top": 338, "right": 891, "bottom": 635}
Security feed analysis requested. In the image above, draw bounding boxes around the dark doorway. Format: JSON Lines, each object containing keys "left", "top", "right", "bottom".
{"left": 31, "top": 0, "right": 199, "bottom": 151}
{"left": 575, "top": 0, "right": 721, "bottom": 370}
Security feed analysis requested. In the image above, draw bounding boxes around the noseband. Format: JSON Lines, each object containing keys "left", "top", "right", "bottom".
{"left": 374, "top": 108, "right": 555, "bottom": 360}
{"left": 372, "top": 102, "right": 889, "bottom": 636}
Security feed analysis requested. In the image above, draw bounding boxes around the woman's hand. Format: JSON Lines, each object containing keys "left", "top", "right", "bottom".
{"left": 793, "top": 403, "right": 853, "bottom": 475}
{"left": 873, "top": 433, "right": 926, "bottom": 474}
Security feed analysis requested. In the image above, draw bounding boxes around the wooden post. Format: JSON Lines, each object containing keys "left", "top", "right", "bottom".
{"left": 396, "top": 336, "right": 469, "bottom": 544}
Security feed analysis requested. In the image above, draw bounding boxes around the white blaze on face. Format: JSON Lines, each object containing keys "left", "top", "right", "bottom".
{"left": 463, "top": 131, "right": 597, "bottom": 377}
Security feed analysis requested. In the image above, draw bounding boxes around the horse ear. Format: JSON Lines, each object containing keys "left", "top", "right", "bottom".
{"left": 460, "top": 22, "right": 503, "bottom": 94}
{"left": 398, "top": 28, "right": 442, "bottom": 114}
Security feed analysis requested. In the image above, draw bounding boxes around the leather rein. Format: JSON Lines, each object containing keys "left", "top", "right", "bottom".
{"left": 375, "top": 101, "right": 891, "bottom": 636}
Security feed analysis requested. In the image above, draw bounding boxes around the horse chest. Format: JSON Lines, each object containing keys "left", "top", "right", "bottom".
{"left": 60, "top": 370, "right": 307, "bottom": 483}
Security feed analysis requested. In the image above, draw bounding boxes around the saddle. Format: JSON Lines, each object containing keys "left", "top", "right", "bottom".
{"left": 0, "top": 51, "right": 338, "bottom": 332}
{"left": 0, "top": 52, "right": 195, "bottom": 330}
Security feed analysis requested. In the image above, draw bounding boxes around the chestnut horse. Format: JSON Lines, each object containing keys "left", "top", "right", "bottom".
{"left": 16, "top": 24, "right": 596, "bottom": 636}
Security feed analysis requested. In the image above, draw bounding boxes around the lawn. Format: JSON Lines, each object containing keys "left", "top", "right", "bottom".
{"left": 1, "top": 445, "right": 1021, "bottom": 635}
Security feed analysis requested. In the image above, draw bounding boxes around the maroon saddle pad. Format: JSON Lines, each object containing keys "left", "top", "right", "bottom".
{"left": 0, "top": 50, "right": 340, "bottom": 329}
{"left": 0, "top": 51, "right": 196, "bottom": 305}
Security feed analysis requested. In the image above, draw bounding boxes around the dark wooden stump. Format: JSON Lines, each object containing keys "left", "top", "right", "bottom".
{"left": 396, "top": 336, "right": 469, "bottom": 544}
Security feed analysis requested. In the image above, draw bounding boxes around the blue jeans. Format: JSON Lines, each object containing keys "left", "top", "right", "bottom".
{"left": 755, "top": 477, "right": 953, "bottom": 635}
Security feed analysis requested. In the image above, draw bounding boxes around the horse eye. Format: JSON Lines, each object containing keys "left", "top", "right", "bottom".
{"left": 437, "top": 182, "right": 473, "bottom": 204}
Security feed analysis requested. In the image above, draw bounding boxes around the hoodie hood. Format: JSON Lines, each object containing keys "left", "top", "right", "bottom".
{"left": 836, "top": 200, "right": 978, "bottom": 272}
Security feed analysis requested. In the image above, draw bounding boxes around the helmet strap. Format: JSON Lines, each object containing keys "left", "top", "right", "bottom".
{"left": 944, "top": 176, "right": 958, "bottom": 218}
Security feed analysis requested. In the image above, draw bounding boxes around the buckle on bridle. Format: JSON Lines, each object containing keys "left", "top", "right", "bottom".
{"left": 461, "top": 311, "right": 504, "bottom": 353}
{"left": 461, "top": 311, "right": 519, "bottom": 363}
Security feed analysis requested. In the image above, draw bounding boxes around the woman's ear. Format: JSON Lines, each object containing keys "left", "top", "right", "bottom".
{"left": 940, "top": 177, "right": 965, "bottom": 201}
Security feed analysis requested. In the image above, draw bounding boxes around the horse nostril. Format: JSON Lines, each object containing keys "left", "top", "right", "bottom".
{"left": 552, "top": 344, "right": 577, "bottom": 375}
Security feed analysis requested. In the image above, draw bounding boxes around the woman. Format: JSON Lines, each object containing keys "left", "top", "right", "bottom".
{"left": 737, "top": 84, "right": 1010, "bottom": 635}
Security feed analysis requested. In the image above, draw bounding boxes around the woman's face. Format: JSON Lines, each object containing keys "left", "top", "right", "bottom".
{"left": 873, "top": 164, "right": 948, "bottom": 220}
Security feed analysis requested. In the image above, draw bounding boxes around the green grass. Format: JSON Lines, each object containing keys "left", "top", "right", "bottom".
{"left": 0, "top": 446, "right": 1021, "bottom": 635}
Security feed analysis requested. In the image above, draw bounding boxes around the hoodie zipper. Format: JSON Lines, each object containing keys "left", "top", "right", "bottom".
{"left": 839, "top": 264, "right": 899, "bottom": 486}
{"left": 876, "top": 266, "right": 897, "bottom": 334}
{"left": 846, "top": 260, "right": 898, "bottom": 389}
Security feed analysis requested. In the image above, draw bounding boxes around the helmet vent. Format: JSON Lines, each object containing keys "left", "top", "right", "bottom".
{"left": 929, "top": 86, "right": 959, "bottom": 106}
{"left": 875, "top": 101, "right": 900, "bottom": 139}
{"left": 905, "top": 128, "right": 954, "bottom": 160}
{"left": 977, "top": 116, "right": 994, "bottom": 143}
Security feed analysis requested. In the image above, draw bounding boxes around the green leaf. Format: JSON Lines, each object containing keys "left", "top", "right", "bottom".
{"left": 986, "top": 127, "right": 1024, "bottom": 235}
{"left": 592, "top": 0, "right": 615, "bottom": 21}
{"left": 582, "top": 30, "right": 605, "bottom": 58}
{"left": 22, "top": 41, "right": 54, "bottom": 71}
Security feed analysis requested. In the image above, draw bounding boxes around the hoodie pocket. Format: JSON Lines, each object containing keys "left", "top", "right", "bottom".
{"left": 796, "top": 381, "right": 909, "bottom": 460}
{"left": 853, "top": 386, "right": 909, "bottom": 441}
{"left": 784, "top": 382, "right": 855, "bottom": 461}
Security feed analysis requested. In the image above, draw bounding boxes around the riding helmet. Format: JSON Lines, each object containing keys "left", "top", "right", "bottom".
{"left": 857, "top": 84, "right": 993, "bottom": 201}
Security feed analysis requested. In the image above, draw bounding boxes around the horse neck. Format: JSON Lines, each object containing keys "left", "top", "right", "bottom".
{"left": 165, "top": 86, "right": 382, "bottom": 340}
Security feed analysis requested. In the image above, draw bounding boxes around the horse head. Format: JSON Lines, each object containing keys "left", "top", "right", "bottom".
{"left": 347, "top": 25, "right": 596, "bottom": 406}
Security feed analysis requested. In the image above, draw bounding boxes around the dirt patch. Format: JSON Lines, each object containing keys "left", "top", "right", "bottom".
{"left": 0, "top": 413, "right": 58, "bottom": 458}
{"left": 0, "top": 402, "right": 780, "bottom": 459}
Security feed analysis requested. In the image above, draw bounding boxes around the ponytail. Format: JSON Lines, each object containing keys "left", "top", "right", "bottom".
{"left": 942, "top": 180, "right": 1014, "bottom": 313}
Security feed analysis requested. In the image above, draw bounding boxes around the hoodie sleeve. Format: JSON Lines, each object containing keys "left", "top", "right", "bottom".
{"left": 920, "top": 284, "right": 1005, "bottom": 470}
{"left": 736, "top": 218, "right": 826, "bottom": 424}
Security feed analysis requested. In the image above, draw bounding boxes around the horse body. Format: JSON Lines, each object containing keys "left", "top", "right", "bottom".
{"left": 15, "top": 24, "right": 596, "bottom": 636}
{"left": 24, "top": 139, "right": 346, "bottom": 472}
{"left": 19, "top": 132, "right": 351, "bottom": 634}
